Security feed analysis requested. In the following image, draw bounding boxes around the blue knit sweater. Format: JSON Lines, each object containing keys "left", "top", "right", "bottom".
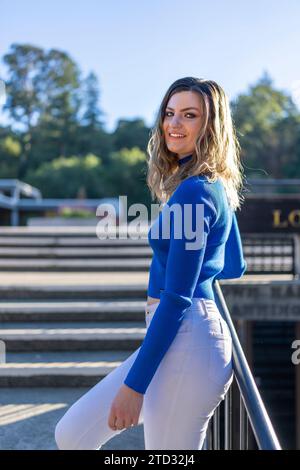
{"left": 124, "top": 154, "right": 247, "bottom": 394}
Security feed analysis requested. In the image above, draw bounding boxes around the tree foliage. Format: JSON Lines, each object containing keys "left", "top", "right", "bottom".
{"left": 1, "top": 46, "right": 300, "bottom": 209}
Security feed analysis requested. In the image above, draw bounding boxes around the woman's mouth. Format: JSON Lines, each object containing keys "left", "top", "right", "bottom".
{"left": 168, "top": 133, "right": 186, "bottom": 139}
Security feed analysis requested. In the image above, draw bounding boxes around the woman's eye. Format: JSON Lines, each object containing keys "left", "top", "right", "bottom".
{"left": 164, "top": 112, "right": 195, "bottom": 118}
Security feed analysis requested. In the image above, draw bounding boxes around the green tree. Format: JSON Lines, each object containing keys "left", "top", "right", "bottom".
{"left": 103, "top": 147, "right": 151, "bottom": 208}
{"left": 75, "top": 72, "right": 112, "bottom": 163}
{"left": 231, "top": 71, "right": 300, "bottom": 178}
{"left": 2, "top": 44, "right": 44, "bottom": 177}
{"left": 2, "top": 44, "right": 82, "bottom": 176}
{"left": 0, "top": 126, "right": 22, "bottom": 177}
{"left": 112, "top": 118, "right": 151, "bottom": 153}
{"left": 25, "top": 153, "right": 105, "bottom": 198}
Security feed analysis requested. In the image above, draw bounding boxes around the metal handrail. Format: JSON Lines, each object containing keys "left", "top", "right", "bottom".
{"left": 209, "top": 280, "right": 282, "bottom": 450}
{"left": 0, "top": 179, "right": 42, "bottom": 226}
{"left": 0, "top": 179, "right": 122, "bottom": 226}
{"left": 246, "top": 178, "right": 300, "bottom": 185}
{"left": 0, "top": 179, "right": 42, "bottom": 202}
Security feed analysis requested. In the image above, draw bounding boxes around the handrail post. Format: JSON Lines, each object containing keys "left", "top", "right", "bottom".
{"left": 11, "top": 207, "right": 19, "bottom": 226}
{"left": 293, "top": 234, "right": 300, "bottom": 278}
{"left": 224, "top": 386, "right": 232, "bottom": 449}
{"left": 213, "top": 405, "right": 220, "bottom": 449}
{"left": 240, "top": 395, "right": 248, "bottom": 449}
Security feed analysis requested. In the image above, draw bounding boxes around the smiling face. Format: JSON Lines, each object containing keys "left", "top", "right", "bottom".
{"left": 162, "top": 90, "right": 204, "bottom": 160}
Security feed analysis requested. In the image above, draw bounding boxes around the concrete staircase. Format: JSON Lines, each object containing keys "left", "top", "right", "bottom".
{"left": 0, "top": 226, "right": 152, "bottom": 271}
{"left": 0, "top": 226, "right": 153, "bottom": 449}
{"left": 0, "top": 226, "right": 293, "bottom": 449}
{"left": 0, "top": 227, "right": 151, "bottom": 388}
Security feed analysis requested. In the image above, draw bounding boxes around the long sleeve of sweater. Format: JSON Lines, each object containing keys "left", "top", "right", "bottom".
{"left": 215, "top": 212, "right": 247, "bottom": 280}
{"left": 123, "top": 178, "right": 217, "bottom": 394}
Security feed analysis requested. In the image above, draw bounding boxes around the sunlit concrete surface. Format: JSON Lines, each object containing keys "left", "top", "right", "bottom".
{"left": 0, "top": 272, "right": 293, "bottom": 285}
{"left": 0, "top": 272, "right": 149, "bottom": 285}
{"left": 0, "top": 388, "right": 144, "bottom": 450}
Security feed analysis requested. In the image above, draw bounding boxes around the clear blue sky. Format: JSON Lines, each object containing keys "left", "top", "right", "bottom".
{"left": 1, "top": 0, "right": 300, "bottom": 132}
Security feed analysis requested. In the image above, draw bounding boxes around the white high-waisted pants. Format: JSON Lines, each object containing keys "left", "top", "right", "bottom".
{"left": 54, "top": 297, "right": 234, "bottom": 450}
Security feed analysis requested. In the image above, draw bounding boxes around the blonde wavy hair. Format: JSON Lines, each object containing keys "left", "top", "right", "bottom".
{"left": 146, "top": 77, "right": 246, "bottom": 211}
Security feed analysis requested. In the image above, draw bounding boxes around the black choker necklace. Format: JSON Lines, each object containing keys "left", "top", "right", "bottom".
{"left": 178, "top": 154, "right": 193, "bottom": 166}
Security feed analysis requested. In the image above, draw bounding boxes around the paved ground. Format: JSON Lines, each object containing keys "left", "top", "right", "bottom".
{"left": 0, "top": 387, "right": 144, "bottom": 450}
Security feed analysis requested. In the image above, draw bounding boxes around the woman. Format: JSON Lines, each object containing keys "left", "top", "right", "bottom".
{"left": 54, "top": 76, "right": 247, "bottom": 450}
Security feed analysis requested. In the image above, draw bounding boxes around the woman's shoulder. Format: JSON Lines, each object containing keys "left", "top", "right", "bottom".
{"left": 173, "top": 173, "right": 221, "bottom": 199}
{"left": 168, "top": 175, "right": 220, "bottom": 221}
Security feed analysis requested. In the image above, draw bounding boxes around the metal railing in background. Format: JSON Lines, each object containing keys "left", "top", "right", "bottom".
{"left": 241, "top": 233, "right": 296, "bottom": 275}
{"left": 202, "top": 280, "right": 282, "bottom": 450}
{"left": 0, "top": 179, "right": 121, "bottom": 227}
{"left": 245, "top": 178, "right": 300, "bottom": 193}
{"left": 0, "top": 179, "right": 42, "bottom": 226}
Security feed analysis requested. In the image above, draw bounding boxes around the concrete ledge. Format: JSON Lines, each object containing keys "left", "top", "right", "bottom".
{"left": 0, "top": 350, "right": 133, "bottom": 387}
{"left": 0, "top": 283, "right": 148, "bottom": 300}
{"left": 0, "top": 258, "right": 151, "bottom": 271}
{"left": 0, "top": 321, "right": 145, "bottom": 351}
{"left": 0, "top": 300, "right": 145, "bottom": 322}
{"left": 0, "top": 236, "right": 149, "bottom": 246}
{"left": 0, "top": 247, "right": 152, "bottom": 258}
{"left": 220, "top": 278, "right": 300, "bottom": 320}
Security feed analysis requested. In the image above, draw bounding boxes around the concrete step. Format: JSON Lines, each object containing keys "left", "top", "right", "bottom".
{"left": 0, "top": 271, "right": 149, "bottom": 285}
{"left": 0, "top": 236, "right": 149, "bottom": 247}
{"left": 0, "top": 300, "right": 146, "bottom": 322}
{"left": 0, "top": 258, "right": 150, "bottom": 271}
{"left": 0, "top": 321, "right": 146, "bottom": 351}
{"left": 0, "top": 226, "right": 149, "bottom": 237}
{"left": 0, "top": 283, "right": 147, "bottom": 300}
{"left": 0, "top": 351, "right": 134, "bottom": 387}
{"left": 0, "top": 247, "right": 152, "bottom": 258}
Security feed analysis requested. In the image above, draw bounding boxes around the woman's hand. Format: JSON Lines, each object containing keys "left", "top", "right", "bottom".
{"left": 108, "top": 383, "right": 144, "bottom": 431}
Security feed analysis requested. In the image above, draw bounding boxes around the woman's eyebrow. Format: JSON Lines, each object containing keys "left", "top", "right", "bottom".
{"left": 166, "top": 106, "right": 200, "bottom": 112}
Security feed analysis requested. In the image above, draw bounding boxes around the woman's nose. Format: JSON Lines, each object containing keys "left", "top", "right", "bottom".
{"left": 170, "top": 116, "right": 183, "bottom": 127}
